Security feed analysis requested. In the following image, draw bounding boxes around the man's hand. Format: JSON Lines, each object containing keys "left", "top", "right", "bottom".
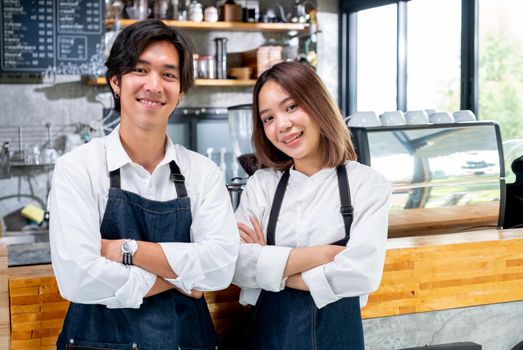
{"left": 101, "top": 239, "right": 125, "bottom": 263}
{"left": 178, "top": 288, "right": 204, "bottom": 299}
{"left": 286, "top": 274, "right": 309, "bottom": 291}
{"left": 238, "top": 216, "right": 266, "bottom": 245}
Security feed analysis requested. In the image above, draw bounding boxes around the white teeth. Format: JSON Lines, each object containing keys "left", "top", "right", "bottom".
{"left": 283, "top": 132, "right": 303, "bottom": 144}
{"left": 140, "top": 99, "right": 162, "bottom": 106}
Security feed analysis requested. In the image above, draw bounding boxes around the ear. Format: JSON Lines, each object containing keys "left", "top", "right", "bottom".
{"left": 109, "top": 76, "right": 120, "bottom": 93}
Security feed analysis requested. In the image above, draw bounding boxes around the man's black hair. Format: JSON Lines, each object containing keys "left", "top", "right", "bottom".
{"left": 105, "top": 19, "right": 194, "bottom": 112}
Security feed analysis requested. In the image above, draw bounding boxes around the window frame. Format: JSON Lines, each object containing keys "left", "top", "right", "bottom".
{"left": 338, "top": 0, "right": 478, "bottom": 116}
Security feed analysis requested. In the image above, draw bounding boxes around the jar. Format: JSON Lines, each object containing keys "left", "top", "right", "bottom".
{"left": 192, "top": 53, "right": 199, "bottom": 79}
{"left": 204, "top": 6, "right": 218, "bottom": 23}
{"left": 198, "top": 55, "right": 215, "bottom": 79}
{"left": 188, "top": 0, "right": 203, "bottom": 22}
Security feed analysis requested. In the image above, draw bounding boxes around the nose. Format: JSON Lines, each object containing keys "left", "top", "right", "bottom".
{"left": 276, "top": 114, "right": 292, "bottom": 132}
{"left": 143, "top": 72, "right": 162, "bottom": 95}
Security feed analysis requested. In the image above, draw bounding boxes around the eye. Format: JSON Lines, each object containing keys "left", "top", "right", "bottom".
{"left": 133, "top": 67, "right": 146, "bottom": 74}
{"left": 163, "top": 72, "right": 177, "bottom": 79}
{"left": 261, "top": 115, "right": 273, "bottom": 124}
{"left": 286, "top": 103, "right": 298, "bottom": 112}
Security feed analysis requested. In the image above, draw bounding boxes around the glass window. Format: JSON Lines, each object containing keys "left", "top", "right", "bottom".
{"left": 357, "top": 4, "right": 397, "bottom": 113}
{"left": 479, "top": 0, "right": 523, "bottom": 142}
{"left": 407, "top": 0, "right": 461, "bottom": 112}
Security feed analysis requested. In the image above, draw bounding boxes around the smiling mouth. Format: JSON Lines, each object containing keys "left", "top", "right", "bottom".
{"left": 137, "top": 98, "right": 166, "bottom": 107}
{"left": 282, "top": 131, "right": 303, "bottom": 144}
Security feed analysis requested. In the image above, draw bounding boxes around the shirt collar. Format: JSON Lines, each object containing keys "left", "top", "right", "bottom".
{"left": 289, "top": 166, "right": 336, "bottom": 183}
{"left": 105, "top": 124, "right": 178, "bottom": 172}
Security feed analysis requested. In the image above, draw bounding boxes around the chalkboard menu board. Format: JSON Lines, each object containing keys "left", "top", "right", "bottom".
{"left": 0, "top": 0, "right": 105, "bottom": 76}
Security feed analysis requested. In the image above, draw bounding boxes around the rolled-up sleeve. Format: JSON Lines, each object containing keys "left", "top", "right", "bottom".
{"left": 302, "top": 183, "right": 391, "bottom": 309}
{"left": 50, "top": 158, "right": 156, "bottom": 309}
{"left": 232, "top": 173, "right": 291, "bottom": 295}
{"left": 160, "top": 165, "right": 239, "bottom": 292}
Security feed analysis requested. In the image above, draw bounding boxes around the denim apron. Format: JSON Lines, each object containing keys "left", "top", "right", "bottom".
{"left": 57, "top": 161, "right": 217, "bottom": 350}
{"left": 245, "top": 165, "right": 365, "bottom": 350}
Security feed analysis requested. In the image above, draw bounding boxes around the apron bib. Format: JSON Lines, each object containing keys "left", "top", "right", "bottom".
{"left": 57, "top": 161, "right": 217, "bottom": 350}
{"left": 246, "top": 165, "right": 365, "bottom": 350}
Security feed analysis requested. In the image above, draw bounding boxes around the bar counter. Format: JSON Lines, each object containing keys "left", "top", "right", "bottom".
{"left": 1, "top": 245, "right": 9, "bottom": 350}
{"left": 3, "top": 228, "right": 523, "bottom": 349}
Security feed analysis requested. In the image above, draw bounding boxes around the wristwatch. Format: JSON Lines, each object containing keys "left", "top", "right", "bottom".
{"left": 121, "top": 239, "right": 138, "bottom": 265}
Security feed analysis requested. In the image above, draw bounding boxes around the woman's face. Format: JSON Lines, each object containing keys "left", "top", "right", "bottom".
{"left": 258, "top": 80, "right": 322, "bottom": 175}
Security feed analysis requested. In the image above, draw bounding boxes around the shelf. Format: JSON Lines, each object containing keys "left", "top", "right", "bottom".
{"left": 107, "top": 19, "right": 307, "bottom": 32}
{"left": 195, "top": 78, "right": 256, "bottom": 86}
{"left": 86, "top": 77, "right": 256, "bottom": 87}
{"left": 9, "top": 161, "right": 55, "bottom": 168}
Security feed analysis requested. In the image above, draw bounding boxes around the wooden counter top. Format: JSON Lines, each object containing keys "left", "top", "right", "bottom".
{"left": 1, "top": 245, "right": 9, "bottom": 350}
{"left": 6, "top": 228, "right": 523, "bottom": 349}
{"left": 388, "top": 201, "right": 500, "bottom": 237}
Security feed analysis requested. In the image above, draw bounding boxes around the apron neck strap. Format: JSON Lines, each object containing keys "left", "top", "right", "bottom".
{"left": 332, "top": 165, "right": 353, "bottom": 246}
{"left": 108, "top": 160, "right": 188, "bottom": 198}
{"left": 266, "top": 169, "right": 290, "bottom": 246}
{"left": 169, "top": 160, "right": 188, "bottom": 198}
{"left": 109, "top": 168, "right": 121, "bottom": 189}
{"left": 266, "top": 165, "right": 353, "bottom": 247}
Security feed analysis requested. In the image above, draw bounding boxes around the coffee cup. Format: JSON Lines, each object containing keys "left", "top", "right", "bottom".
{"left": 380, "top": 111, "right": 406, "bottom": 126}
{"left": 429, "top": 112, "right": 455, "bottom": 124}
{"left": 453, "top": 110, "right": 476, "bottom": 122}
{"left": 345, "top": 112, "right": 381, "bottom": 127}
{"left": 405, "top": 110, "right": 429, "bottom": 125}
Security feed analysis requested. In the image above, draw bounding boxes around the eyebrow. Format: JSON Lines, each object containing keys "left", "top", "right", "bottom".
{"left": 259, "top": 96, "right": 293, "bottom": 116}
{"left": 136, "top": 59, "right": 179, "bottom": 71}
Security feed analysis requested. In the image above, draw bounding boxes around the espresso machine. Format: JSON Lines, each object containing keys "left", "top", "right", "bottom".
{"left": 350, "top": 121, "right": 505, "bottom": 237}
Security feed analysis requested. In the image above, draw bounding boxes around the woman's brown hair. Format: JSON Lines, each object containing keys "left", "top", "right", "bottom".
{"left": 252, "top": 61, "right": 356, "bottom": 171}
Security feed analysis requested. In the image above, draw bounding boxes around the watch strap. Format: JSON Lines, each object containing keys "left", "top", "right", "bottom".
{"left": 122, "top": 252, "right": 133, "bottom": 265}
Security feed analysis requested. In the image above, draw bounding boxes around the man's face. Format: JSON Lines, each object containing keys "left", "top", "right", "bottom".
{"left": 110, "top": 40, "right": 183, "bottom": 132}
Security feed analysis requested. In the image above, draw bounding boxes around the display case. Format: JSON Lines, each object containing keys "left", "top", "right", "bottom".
{"left": 350, "top": 121, "right": 505, "bottom": 237}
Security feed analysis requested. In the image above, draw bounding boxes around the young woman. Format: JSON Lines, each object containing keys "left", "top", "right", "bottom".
{"left": 232, "top": 61, "right": 391, "bottom": 349}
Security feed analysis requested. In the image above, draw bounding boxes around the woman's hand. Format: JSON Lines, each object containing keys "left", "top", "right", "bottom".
{"left": 101, "top": 238, "right": 124, "bottom": 263}
{"left": 238, "top": 216, "right": 266, "bottom": 245}
{"left": 178, "top": 289, "right": 204, "bottom": 299}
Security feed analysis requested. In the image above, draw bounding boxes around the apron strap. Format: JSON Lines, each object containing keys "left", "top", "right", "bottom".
{"left": 109, "top": 168, "right": 121, "bottom": 189}
{"left": 332, "top": 165, "right": 353, "bottom": 246}
{"left": 266, "top": 165, "right": 353, "bottom": 247}
{"left": 169, "top": 160, "right": 188, "bottom": 198}
{"left": 266, "top": 170, "right": 290, "bottom": 246}
{"left": 108, "top": 161, "right": 188, "bottom": 198}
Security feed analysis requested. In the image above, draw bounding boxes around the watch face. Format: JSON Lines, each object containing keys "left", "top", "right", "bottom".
{"left": 122, "top": 239, "right": 137, "bottom": 255}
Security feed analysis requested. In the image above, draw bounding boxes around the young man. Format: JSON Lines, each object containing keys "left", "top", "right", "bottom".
{"left": 49, "top": 19, "right": 239, "bottom": 349}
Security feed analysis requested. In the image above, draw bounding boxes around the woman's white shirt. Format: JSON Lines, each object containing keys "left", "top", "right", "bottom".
{"left": 233, "top": 161, "right": 390, "bottom": 309}
{"left": 49, "top": 126, "right": 239, "bottom": 309}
